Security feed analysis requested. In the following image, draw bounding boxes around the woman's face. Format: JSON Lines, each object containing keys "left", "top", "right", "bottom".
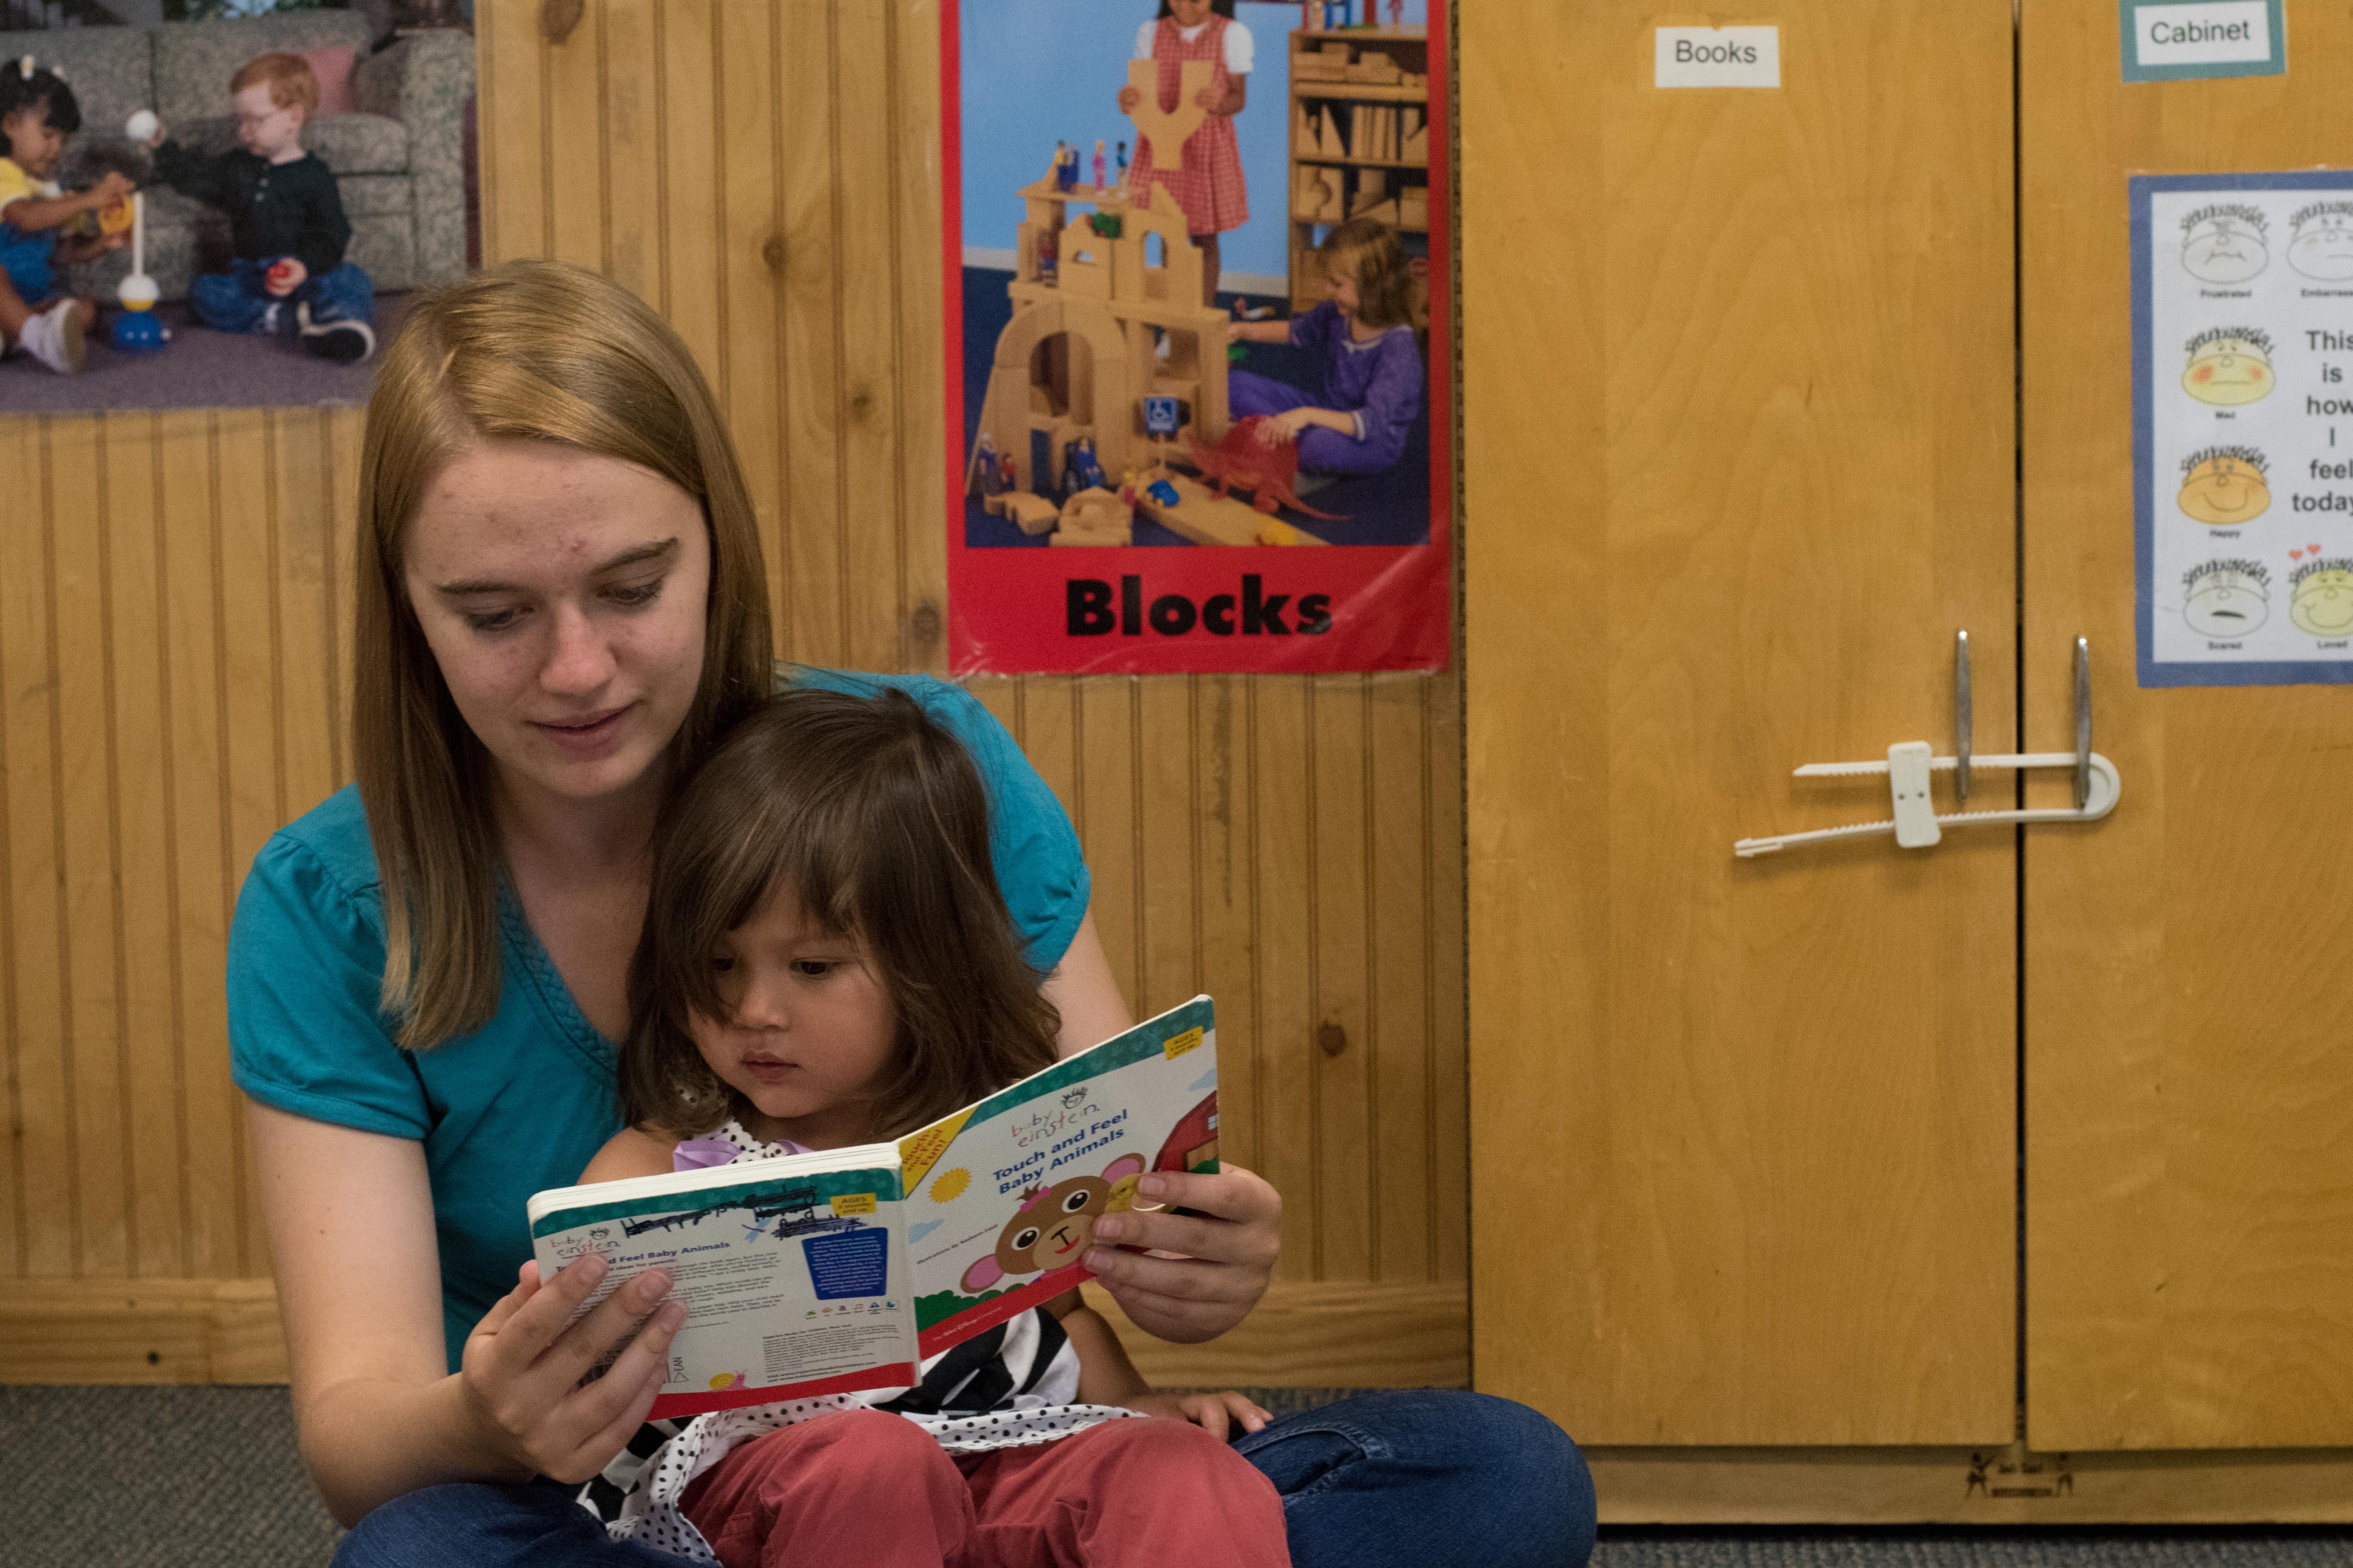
{"left": 403, "top": 440, "right": 712, "bottom": 809}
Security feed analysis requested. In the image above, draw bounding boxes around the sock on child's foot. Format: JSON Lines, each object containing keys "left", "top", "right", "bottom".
{"left": 21, "top": 300, "right": 85, "bottom": 374}
{"left": 296, "top": 302, "right": 374, "bottom": 364}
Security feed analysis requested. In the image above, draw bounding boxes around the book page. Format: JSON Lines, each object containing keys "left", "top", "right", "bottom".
{"left": 896, "top": 996, "right": 1219, "bottom": 1356}
{"left": 528, "top": 1161, "right": 917, "bottom": 1419}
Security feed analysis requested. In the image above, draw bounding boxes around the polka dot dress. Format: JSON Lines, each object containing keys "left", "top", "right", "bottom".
{"left": 580, "top": 1120, "right": 1140, "bottom": 1562}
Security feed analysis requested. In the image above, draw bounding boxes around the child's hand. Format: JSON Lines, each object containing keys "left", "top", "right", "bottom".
{"left": 266, "top": 257, "right": 309, "bottom": 296}
{"left": 1118, "top": 85, "right": 1141, "bottom": 112}
{"left": 90, "top": 171, "right": 134, "bottom": 206}
{"left": 1254, "top": 409, "right": 1313, "bottom": 446}
{"left": 142, "top": 119, "right": 167, "bottom": 150}
{"left": 1121, "top": 1389, "right": 1273, "bottom": 1439}
{"left": 1193, "top": 85, "right": 1223, "bottom": 112}
{"left": 99, "top": 229, "right": 130, "bottom": 253}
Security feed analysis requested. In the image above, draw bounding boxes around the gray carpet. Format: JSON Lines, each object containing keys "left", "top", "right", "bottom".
{"left": 0, "top": 293, "right": 410, "bottom": 415}
{"left": 7, "top": 1385, "right": 2350, "bottom": 1568}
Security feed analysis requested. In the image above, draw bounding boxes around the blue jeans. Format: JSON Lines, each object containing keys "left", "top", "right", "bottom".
{"left": 189, "top": 256, "right": 373, "bottom": 334}
{"left": 331, "top": 1390, "right": 1595, "bottom": 1568}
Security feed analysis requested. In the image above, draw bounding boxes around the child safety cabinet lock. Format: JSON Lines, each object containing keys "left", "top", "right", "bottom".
{"left": 1734, "top": 634, "right": 2121, "bottom": 858}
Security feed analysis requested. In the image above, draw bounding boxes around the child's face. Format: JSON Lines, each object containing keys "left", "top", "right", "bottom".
{"left": 1326, "top": 265, "right": 1362, "bottom": 319}
{"left": 692, "top": 886, "right": 898, "bottom": 1147}
{"left": 2, "top": 106, "right": 64, "bottom": 177}
{"left": 233, "top": 82, "right": 304, "bottom": 160}
{"left": 1167, "top": 0, "right": 1216, "bottom": 26}
{"left": 402, "top": 440, "right": 714, "bottom": 813}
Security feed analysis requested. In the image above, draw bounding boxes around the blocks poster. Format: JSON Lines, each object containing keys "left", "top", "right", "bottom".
{"left": 945, "top": 0, "right": 1451, "bottom": 673}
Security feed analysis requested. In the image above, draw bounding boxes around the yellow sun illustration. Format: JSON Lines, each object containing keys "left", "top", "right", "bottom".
{"left": 930, "top": 1167, "right": 971, "bottom": 1202}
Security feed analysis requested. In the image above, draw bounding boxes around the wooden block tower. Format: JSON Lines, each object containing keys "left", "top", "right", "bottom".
{"left": 967, "top": 62, "right": 1234, "bottom": 501}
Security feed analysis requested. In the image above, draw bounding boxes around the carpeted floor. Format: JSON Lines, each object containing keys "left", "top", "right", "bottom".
{"left": 9, "top": 1385, "right": 2350, "bottom": 1568}
{"left": 0, "top": 294, "right": 411, "bottom": 415}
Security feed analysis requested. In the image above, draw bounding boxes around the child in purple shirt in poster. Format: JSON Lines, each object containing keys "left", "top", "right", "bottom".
{"left": 1227, "top": 216, "right": 1422, "bottom": 475}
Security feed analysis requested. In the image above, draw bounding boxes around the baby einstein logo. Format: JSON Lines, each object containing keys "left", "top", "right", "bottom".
{"left": 1008, "top": 1094, "right": 1103, "bottom": 1151}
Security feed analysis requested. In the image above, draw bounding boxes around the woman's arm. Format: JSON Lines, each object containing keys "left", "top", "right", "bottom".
{"left": 1041, "top": 909, "right": 1133, "bottom": 1059}
{"left": 1039, "top": 902, "right": 1283, "bottom": 1345}
{"left": 252, "top": 1101, "right": 690, "bottom": 1525}
{"left": 1056, "top": 1290, "right": 1271, "bottom": 1438}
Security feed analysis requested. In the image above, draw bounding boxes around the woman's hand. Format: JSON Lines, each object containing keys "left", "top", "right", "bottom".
{"left": 1122, "top": 1389, "right": 1273, "bottom": 1439}
{"left": 1082, "top": 1163, "right": 1281, "bottom": 1343}
{"left": 457, "top": 1255, "right": 688, "bottom": 1485}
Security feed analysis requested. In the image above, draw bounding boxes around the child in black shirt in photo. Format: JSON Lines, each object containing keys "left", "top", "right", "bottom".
{"left": 143, "top": 52, "right": 374, "bottom": 363}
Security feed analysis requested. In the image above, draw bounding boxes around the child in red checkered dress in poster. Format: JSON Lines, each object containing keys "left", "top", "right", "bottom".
{"left": 1118, "top": 0, "right": 1252, "bottom": 305}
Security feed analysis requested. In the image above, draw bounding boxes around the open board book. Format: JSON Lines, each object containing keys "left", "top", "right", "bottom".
{"left": 527, "top": 996, "right": 1218, "bottom": 1419}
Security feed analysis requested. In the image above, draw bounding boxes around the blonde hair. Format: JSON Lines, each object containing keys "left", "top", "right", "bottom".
{"left": 231, "top": 52, "right": 319, "bottom": 117}
{"left": 354, "top": 259, "right": 774, "bottom": 1051}
{"left": 1320, "top": 216, "right": 1416, "bottom": 332}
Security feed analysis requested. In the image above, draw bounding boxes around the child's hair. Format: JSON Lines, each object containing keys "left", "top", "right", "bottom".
{"left": 231, "top": 52, "right": 320, "bottom": 118}
{"left": 1155, "top": 1, "right": 1238, "bottom": 16}
{"left": 1, "top": 56, "right": 82, "bottom": 137}
{"left": 1320, "top": 216, "right": 1415, "bottom": 331}
{"left": 621, "top": 685, "right": 1062, "bottom": 1143}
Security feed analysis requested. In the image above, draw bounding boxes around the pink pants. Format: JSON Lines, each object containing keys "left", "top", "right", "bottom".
{"left": 678, "top": 1409, "right": 1290, "bottom": 1568}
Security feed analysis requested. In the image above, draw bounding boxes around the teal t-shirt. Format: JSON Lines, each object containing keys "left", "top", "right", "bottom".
{"left": 227, "top": 670, "right": 1090, "bottom": 1371}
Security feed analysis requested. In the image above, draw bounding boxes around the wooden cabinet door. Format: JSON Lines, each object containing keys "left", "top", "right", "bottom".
{"left": 2022, "top": 0, "right": 2353, "bottom": 1450}
{"left": 1464, "top": 1, "right": 2020, "bottom": 1444}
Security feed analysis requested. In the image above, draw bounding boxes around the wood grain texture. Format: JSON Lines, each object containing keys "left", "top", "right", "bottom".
{"left": 1463, "top": 0, "right": 2020, "bottom": 1444}
{"left": 0, "top": 1, "right": 1465, "bottom": 1391}
{"left": 0, "top": 1274, "right": 1466, "bottom": 1392}
{"left": 2020, "top": 0, "right": 2353, "bottom": 1451}
{"left": 1585, "top": 1444, "right": 2353, "bottom": 1524}
{"left": 0, "top": 407, "right": 369, "bottom": 1295}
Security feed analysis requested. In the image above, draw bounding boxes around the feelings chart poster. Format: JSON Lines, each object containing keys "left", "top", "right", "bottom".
{"left": 2133, "top": 171, "right": 2353, "bottom": 686}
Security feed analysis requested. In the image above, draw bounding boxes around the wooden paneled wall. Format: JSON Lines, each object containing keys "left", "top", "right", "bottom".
{"left": 0, "top": 0, "right": 1466, "bottom": 1386}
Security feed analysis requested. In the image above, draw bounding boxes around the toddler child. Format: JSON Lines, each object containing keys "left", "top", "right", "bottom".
{"left": 1120, "top": 0, "right": 1252, "bottom": 304}
{"left": 1228, "top": 216, "right": 1423, "bottom": 477}
{"left": 0, "top": 57, "right": 131, "bottom": 374}
{"left": 142, "top": 52, "right": 374, "bottom": 363}
{"left": 573, "top": 683, "right": 1290, "bottom": 1568}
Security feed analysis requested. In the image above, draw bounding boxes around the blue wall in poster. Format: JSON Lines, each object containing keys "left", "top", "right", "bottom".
{"left": 958, "top": 0, "right": 1427, "bottom": 288}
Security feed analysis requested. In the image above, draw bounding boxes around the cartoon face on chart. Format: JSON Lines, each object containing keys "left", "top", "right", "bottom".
{"left": 2290, "top": 564, "right": 2353, "bottom": 636}
{"left": 2182, "top": 561, "right": 2269, "bottom": 638}
{"left": 2177, "top": 446, "right": 2271, "bottom": 525}
{"left": 2287, "top": 202, "right": 2353, "bottom": 282}
{"left": 2180, "top": 204, "right": 2269, "bottom": 284}
{"left": 2182, "top": 329, "right": 2274, "bottom": 406}
{"left": 957, "top": 1153, "right": 1147, "bottom": 1295}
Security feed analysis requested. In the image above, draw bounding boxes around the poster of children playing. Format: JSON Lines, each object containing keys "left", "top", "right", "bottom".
{"left": 945, "top": 0, "right": 1451, "bottom": 674}
{"left": 0, "top": 13, "right": 475, "bottom": 411}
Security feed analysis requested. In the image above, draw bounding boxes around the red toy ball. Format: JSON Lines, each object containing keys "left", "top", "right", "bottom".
{"left": 266, "top": 259, "right": 297, "bottom": 292}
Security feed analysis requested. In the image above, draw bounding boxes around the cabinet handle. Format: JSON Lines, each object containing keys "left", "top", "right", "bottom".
{"left": 1954, "top": 630, "right": 1972, "bottom": 809}
{"left": 2074, "top": 636, "right": 2092, "bottom": 812}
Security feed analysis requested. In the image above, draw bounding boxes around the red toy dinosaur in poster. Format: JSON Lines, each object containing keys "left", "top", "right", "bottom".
{"left": 1185, "top": 417, "right": 1349, "bottom": 520}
